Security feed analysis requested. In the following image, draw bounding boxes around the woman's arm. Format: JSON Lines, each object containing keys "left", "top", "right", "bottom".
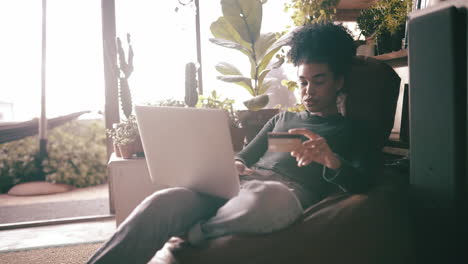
{"left": 234, "top": 113, "right": 279, "bottom": 167}
{"left": 289, "top": 123, "right": 381, "bottom": 193}
{"left": 321, "top": 124, "right": 381, "bottom": 193}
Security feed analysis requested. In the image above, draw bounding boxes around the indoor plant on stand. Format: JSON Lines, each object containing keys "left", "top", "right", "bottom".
{"left": 210, "top": 0, "right": 290, "bottom": 142}
{"left": 356, "top": 0, "right": 411, "bottom": 55}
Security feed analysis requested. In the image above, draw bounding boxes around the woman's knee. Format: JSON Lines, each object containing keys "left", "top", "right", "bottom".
{"left": 143, "top": 187, "right": 196, "bottom": 204}
{"left": 131, "top": 187, "right": 198, "bottom": 220}
{"left": 241, "top": 181, "right": 303, "bottom": 222}
{"left": 242, "top": 181, "right": 302, "bottom": 211}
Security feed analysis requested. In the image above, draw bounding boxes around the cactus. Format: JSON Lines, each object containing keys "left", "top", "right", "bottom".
{"left": 116, "top": 34, "right": 134, "bottom": 119}
{"left": 184, "top": 62, "right": 198, "bottom": 107}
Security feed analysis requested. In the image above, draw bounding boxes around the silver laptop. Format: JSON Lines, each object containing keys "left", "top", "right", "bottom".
{"left": 135, "top": 106, "right": 240, "bottom": 199}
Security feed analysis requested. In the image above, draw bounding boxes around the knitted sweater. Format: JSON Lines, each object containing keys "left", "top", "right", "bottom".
{"left": 235, "top": 111, "right": 381, "bottom": 201}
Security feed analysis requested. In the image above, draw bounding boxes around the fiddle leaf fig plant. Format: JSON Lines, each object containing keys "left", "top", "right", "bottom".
{"left": 210, "top": 0, "right": 289, "bottom": 111}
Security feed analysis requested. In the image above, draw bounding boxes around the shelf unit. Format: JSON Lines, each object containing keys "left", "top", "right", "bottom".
{"left": 334, "top": 0, "right": 409, "bottom": 66}
{"left": 335, "top": 1, "right": 410, "bottom": 155}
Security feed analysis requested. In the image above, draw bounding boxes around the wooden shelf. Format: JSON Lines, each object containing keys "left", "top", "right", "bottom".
{"left": 337, "top": 0, "right": 376, "bottom": 10}
{"left": 373, "top": 49, "right": 407, "bottom": 60}
{"left": 335, "top": 0, "right": 376, "bottom": 20}
{"left": 384, "top": 131, "right": 409, "bottom": 157}
{"left": 383, "top": 146, "right": 409, "bottom": 157}
{"left": 373, "top": 49, "right": 408, "bottom": 67}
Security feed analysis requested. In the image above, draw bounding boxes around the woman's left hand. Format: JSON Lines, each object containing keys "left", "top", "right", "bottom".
{"left": 288, "top": 128, "right": 342, "bottom": 170}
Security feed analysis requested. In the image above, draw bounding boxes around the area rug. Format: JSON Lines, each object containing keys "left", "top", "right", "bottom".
{"left": 0, "top": 242, "right": 179, "bottom": 264}
{"left": 0, "top": 242, "right": 102, "bottom": 264}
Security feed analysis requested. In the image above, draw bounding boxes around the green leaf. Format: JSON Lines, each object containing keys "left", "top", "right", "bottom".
{"left": 270, "top": 56, "right": 285, "bottom": 69}
{"left": 217, "top": 75, "right": 254, "bottom": 96}
{"left": 243, "top": 94, "right": 269, "bottom": 111}
{"left": 249, "top": 56, "right": 257, "bottom": 82}
{"left": 210, "top": 17, "right": 251, "bottom": 52}
{"left": 258, "top": 78, "right": 274, "bottom": 95}
{"left": 215, "top": 62, "right": 243, "bottom": 76}
{"left": 209, "top": 38, "right": 252, "bottom": 57}
{"left": 221, "top": 0, "right": 262, "bottom": 44}
{"left": 257, "top": 56, "right": 285, "bottom": 89}
{"left": 256, "top": 31, "right": 290, "bottom": 74}
{"left": 254, "top": 33, "right": 277, "bottom": 63}
{"left": 257, "top": 69, "right": 271, "bottom": 90}
{"left": 282, "top": 80, "right": 298, "bottom": 92}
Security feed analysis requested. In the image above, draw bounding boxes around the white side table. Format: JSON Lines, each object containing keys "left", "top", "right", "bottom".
{"left": 108, "top": 153, "right": 166, "bottom": 226}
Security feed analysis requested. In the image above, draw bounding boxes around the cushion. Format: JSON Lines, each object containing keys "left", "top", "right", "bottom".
{"left": 168, "top": 184, "right": 414, "bottom": 264}
{"left": 7, "top": 181, "right": 74, "bottom": 196}
{"left": 343, "top": 56, "right": 401, "bottom": 147}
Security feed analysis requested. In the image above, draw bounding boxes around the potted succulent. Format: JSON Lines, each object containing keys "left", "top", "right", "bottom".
{"left": 210, "top": 0, "right": 290, "bottom": 142}
{"left": 107, "top": 116, "right": 142, "bottom": 159}
{"left": 357, "top": 0, "right": 411, "bottom": 55}
{"left": 106, "top": 33, "right": 144, "bottom": 158}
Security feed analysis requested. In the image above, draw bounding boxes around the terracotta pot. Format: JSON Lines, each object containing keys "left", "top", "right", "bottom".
{"left": 113, "top": 142, "right": 122, "bottom": 158}
{"left": 133, "top": 136, "right": 144, "bottom": 155}
{"left": 237, "top": 109, "right": 280, "bottom": 143}
{"left": 118, "top": 144, "right": 134, "bottom": 159}
{"left": 229, "top": 127, "right": 246, "bottom": 152}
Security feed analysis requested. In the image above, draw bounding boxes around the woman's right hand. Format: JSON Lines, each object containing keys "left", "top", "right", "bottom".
{"left": 235, "top": 160, "right": 254, "bottom": 176}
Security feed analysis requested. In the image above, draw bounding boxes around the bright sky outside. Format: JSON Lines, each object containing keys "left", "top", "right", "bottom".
{"left": 0, "top": 0, "right": 358, "bottom": 122}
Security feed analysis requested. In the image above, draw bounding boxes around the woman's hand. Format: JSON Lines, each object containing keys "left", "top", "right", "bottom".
{"left": 234, "top": 160, "right": 254, "bottom": 175}
{"left": 288, "top": 128, "right": 342, "bottom": 170}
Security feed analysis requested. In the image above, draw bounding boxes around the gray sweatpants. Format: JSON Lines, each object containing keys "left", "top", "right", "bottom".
{"left": 86, "top": 180, "right": 304, "bottom": 264}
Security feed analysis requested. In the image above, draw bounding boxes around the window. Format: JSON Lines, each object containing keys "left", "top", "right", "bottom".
{"left": 0, "top": 0, "right": 104, "bottom": 121}
{"left": 115, "top": 0, "right": 198, "bottom": 105}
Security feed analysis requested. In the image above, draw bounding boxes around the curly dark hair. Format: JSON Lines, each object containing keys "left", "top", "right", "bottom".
{"left": 287, "top": 22, "right": 356, "bottom": 78}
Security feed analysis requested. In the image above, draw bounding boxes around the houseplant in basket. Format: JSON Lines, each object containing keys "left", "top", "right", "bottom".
{"left": 209, "top": 0, "right": 290, "bottom": 141}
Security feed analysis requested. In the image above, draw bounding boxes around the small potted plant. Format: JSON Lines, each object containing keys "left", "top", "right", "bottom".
{"left": 107, "top": 116, "right": 142, "bottom": 159}
{"left": 197, "top": 90, "right": 246, "bottom": 152}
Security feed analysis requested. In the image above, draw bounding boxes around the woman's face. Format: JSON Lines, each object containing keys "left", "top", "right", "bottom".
{"left": 297, "top": 63, "right": 343, "bottom": 116}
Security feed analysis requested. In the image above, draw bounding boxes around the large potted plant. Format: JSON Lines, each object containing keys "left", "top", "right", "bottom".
{"left": 357, "top": 0, "right": 411, "bottom": 55}
{"left": 210, "top": 0, "right": 290, "bottom": 142}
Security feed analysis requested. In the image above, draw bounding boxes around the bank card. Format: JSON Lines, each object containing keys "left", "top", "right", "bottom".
{"left": 267, "top": 132, "right": 303, "bottom": 152}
